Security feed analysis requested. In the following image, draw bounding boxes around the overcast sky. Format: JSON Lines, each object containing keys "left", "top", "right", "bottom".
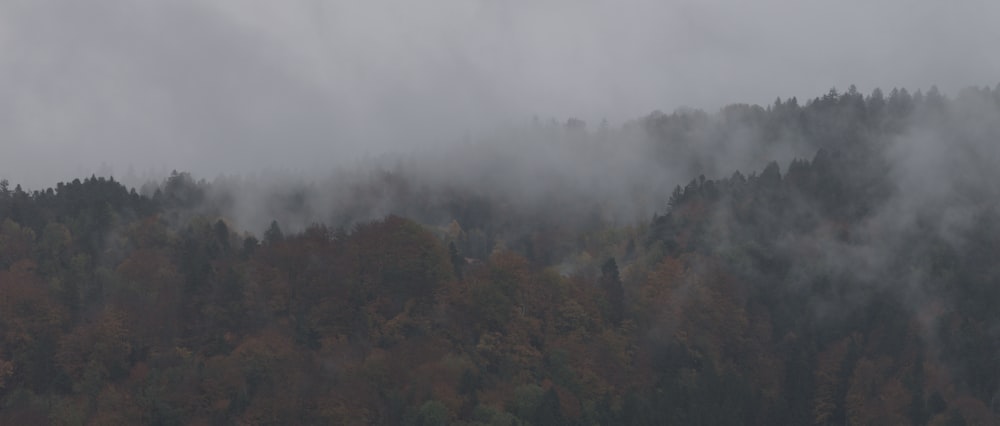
{"left": 2, "top": 0, "right": 999, "bottom": 188}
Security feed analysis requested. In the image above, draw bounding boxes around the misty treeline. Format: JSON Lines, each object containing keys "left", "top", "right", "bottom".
{"left": 2, "top": 84, "right": 1000, "bottom": 424}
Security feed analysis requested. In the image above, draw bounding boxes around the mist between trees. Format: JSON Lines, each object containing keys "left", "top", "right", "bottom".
{"left": 2, "top": 84, "right": 1000, "bottom": 424}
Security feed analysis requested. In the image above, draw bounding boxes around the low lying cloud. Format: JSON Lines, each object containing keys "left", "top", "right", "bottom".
{"left": 3, "top": 1, "right": 1000, "bottom": 189}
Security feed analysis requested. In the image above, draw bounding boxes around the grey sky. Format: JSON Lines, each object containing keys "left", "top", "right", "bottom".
{"left": 2, "top": 0, "right": 999, "bottom": 188}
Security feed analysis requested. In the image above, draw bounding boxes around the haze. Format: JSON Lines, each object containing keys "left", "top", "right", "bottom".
{"left": 2, "top": 0, "right": 999, "bottom": 188}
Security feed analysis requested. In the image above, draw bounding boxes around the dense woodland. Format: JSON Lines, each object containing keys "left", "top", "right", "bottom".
{"left": 3, "top": 85, "right": 1000, "bottom": 425}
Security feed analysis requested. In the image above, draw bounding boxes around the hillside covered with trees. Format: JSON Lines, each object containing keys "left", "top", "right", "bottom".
{"left": 2, "top": 85, "right": 1000, "bottom": 425}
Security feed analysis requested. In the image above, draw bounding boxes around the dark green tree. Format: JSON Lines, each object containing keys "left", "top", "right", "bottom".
{"left": 264, "top": 220, "right": 284, "bottom": 244}
{"left": 601, "top": 257, "right": 625, "bottom": 325}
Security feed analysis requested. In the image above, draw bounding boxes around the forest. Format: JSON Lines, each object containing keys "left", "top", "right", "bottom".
{"left": 3, "top": 84, "right": 1000, "bottom": 425}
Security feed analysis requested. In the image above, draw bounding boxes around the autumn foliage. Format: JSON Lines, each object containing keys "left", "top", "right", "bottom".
{"left": 4, "top": 87, "right": 1000, "bottom": 424}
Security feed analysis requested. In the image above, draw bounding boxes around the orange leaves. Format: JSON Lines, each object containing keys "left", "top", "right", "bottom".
{"left": 0, "top": 219, "right": 36, "bottom": 268}
{"left": 354, "top": 216, "right": 452, "bottom": 284}
{"left": 0, "top": 358, "right": 12, "bottom": 390}
{"left": 90, "top": 384, "right": 145, "bottom": 426}
{"left": 639, "top": 255, "right": 756, "bottom": 377}
{"left": 39, "top": 222, "right": 72, "bottom": 259}
{"left": 0, "top": 260, "right": 67, "bottom": 402}
{"left": 249, "top": 263, "right": 291, "bottom": 316}
{"left": 813, "top": 336, "right": 850, "bottom": 425}
{"left": 813, "top": 330, "right": 924, "bottom": 426}
{"left": 231, "top": 328, "right": 297, "bottom": 375}
{"left": 636, "top": 256, "right": 684, "bottom": 327}
{"left": 475, "top": 327, "right": 542, "bottom": 382}
{"left": 554, "top": 299, "right": 592, "bottom": 335}
{"left": 226, "top": 328, "right": 310, "bottom": 423}
{"left": 370, "top": 299, "right": 430, "bottom": 347}
{"left": 115, "top": 248, "right": 180, "bottom": 285}
{"left": 843, "top": 355, "right": 915, "bottom": 426}
{"left": 112, "top": 248, "right": 184, "bottom": 347}
{"left": 124, "top": 215, "right": 171, "bottom": 249}
{"left": 742, "top": 310, "right": 782, "bottom": 400}
{"left": 488, "top": 249, "right": 531, "bottom": 280}
{"left": 945, "top": 395, "right": 998, "bottom": 425}
{"left": 0, "top": 266, "right": 65, "bottom": 348}
{"left": 347, "top": 215, "right": 453, "bottom": 318}
{"left": 408, "top": 353, "right": 477, "bottom": 414}
{"left": 114, "top": 248, "right": 183, "bottom": 308}
{"left": 56, "top": 309, "right": 132, "bottom": 384}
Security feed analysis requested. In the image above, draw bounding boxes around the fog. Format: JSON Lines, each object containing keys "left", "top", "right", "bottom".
{"left": 3, "top": 0, "right": 1000, "bottom": 188}
{"left": 5, "top": 3, "right": 1000, "bottom": 420}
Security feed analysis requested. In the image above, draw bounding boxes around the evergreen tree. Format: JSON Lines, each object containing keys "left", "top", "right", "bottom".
{"left": 601, "top": 257, "right": 625, "bottom": 325}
